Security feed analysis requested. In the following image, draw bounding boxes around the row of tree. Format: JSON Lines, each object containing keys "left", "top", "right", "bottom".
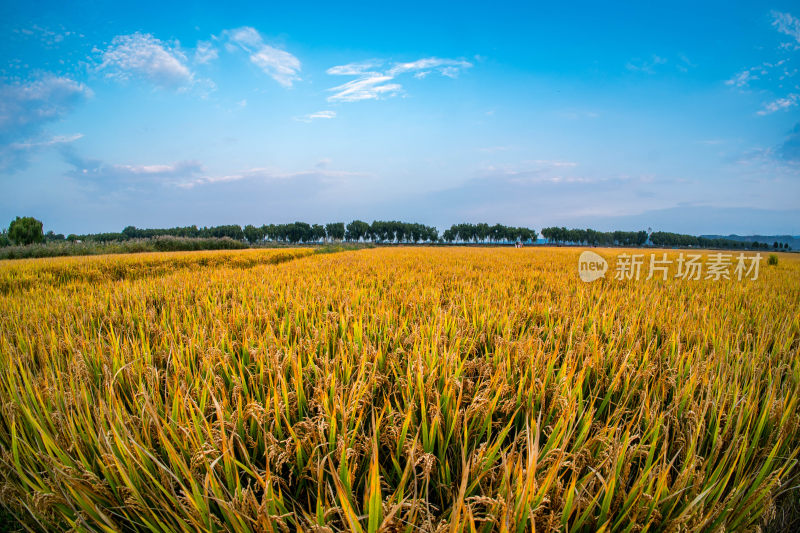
{"left": 243, "top": 223, "right": 326, "bottom": 243}
{"left": 539, "top": 227, "right": 789, "bottom": 250}
{"left": 440, "top": 223, "right": 537, "bottom": 243}
{"left": 2, "top": 217, "right": 793, "bottom": 250}
{"left": 541, "top": 227, "right": 649, "bottom": 246}
{"left": 347, "top": 221, "right": 439, "bottom": 243}
{"left": 121, "top": 225, "right": 245, "bottom": 240}
{"left": 649, "top": 231, "right": 788, "bottom": 250}
{"left": 65, "top": 221, "right": 441, "bottom": 244}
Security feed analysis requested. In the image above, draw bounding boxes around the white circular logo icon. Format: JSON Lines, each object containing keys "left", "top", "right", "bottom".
{"left": 578, "top": 251, "right": 608, "bottom": 282}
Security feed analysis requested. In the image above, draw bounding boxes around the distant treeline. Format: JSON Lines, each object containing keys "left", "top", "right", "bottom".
{"left": 82, "top": 221, "right": 536, "bottom": 244}
{"left": 441, "top": 223, "right": 537, "bottom": 243}
{"left": 649, "top": 231, "right": 787, "bottom": 250}
{"left": 541, "top": 227, "right": 648, "bottom": 246}
{"left": 540, "top": 227, "right": 788, "bottom": 250}
{"left": 45, "top": 221, "right": 439, "bottom": 244}
{"left": 2, "top": 220, "right": 790, "bottom": 250}
{"left": 114, "top": 221, "right": 441, "bottom": 244}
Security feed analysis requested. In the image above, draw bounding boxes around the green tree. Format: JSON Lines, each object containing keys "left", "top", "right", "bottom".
{"left": 325, "top": 222, "right": 345, "bottom": 241}
{"left": 345, "top": 220, "right": 370, "bottom": 242}
{"left": 8, "top": 216, "right": 44, "bottom": 245}
{"left": 311, "top": 224, "right": 326, "bottom": 242}
{"left": 243, "top": 224, "right": 264, "bottom": 243}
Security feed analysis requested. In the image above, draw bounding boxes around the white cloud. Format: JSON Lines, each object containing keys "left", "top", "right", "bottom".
{"left": 440, "top": 66, "right": 462, "bottom": 78}
{"left": 62, "top": 148, "right": 205, "bottom": 186}
{"left": 0, "top": 75, "right": 92, "bottom": 173}
{"left": 223, "top": 27, "right": 262, "bottom": 49}
{"left": 60, "top": 149, "right": 368, "bottom": 198}
{"left": 178, "top": 165, "right": 365, "bottom": 188}
{"left": 9, "top": 133, "right": 84, "bottom": 150}
{"left": 326, "top": 61, "right": 382, "bottom": 76}
{"left": 726, "top": 14, "right": 800, "bottom": 116}
{"left": 328, "top": 74, "right": 402, "bottom": 102}
{"left": 477, "top": 160, "right": 586, "bottom": 185}
{"left": 194, "top": 40, "right": 218, "bottom": 64}
{"left": 2, "top": 134, "right": 83, "bottom": 174}
{"left": 757, "top": 93, "right": 799, "bottom": 115}
{"left": 294, "top": 110, "right": 336, "bottom": 122}
{"left": 726, "top": 69, "right": 757, "bottom": 88}
{"left": 677, "top": 54, "right": 695, "bottom": 73}
{"left": 387, "top": 57, "right": 472, "bottom": 77}
{"left": 99, "top": 33, "right": 193, "bottom": 88}
{"left": 0, "top": 75, "right": 92, "bottom": 137}
{"left": 16, "top": 25, "right": 77, "bottom": 46}
{"left": 625, "top": 55, "right": 667, "bottom": 74}
{"left": 726, "top": 60, "right": 791, "bottom": 88}
{"left": 114, "top": 162, "right": 201, "bottom": 176}
{"left": 326, "top": 56, "right": 472, "bottom": 102}
{"left": 222, "top": 27, "right": 301, "bottom": 87}
{"left": 771, "top": 11, "right": 800, "bottom": 44}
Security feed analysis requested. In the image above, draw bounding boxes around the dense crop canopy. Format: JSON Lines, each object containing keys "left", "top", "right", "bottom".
{"left": 0, "top": 247, "right": 798, "bottom": 531}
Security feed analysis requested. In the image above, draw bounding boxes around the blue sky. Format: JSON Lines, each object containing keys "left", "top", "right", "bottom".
{"left": 1, "top": 0, "right": 799, "bottom": 235}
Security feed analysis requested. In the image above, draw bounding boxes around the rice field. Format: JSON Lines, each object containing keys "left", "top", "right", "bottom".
{"left": 0, "top": 247, "right": 798, "bottom": 532}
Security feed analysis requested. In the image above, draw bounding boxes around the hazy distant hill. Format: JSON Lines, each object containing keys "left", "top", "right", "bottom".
{"left": 701, "top": 235, "right": 800, "bottom": 249}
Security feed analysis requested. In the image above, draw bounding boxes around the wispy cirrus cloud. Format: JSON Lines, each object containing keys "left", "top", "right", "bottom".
{"left": 479, "top": 159, "right": 585, "bottom": 185}
{"left": 194, "top": 40, "right": 218, "bottom": 64}
{"left": 0, "top": 76, "right": 92, "bottom": 139}
{"left": 221, "top": 27, "right": 301, "bottom": 87}
{"left": 726, "top": 12, "right": 800, "bottom": 118}
{"left": 676, "top": 53, "right": 695, "bottom": 73}
{"left": 294, "top": 110, "right": 336, "bottom": 122}
{"left": 326, "top": 61, "right": 383, "bottom": 76}
{"left": 327, "top": 74, "right": 402, "bottom": 102}
{"left": 388, "top": 57, "right": 472, "bottom": 78}
{"left": 726, "top": 59, "right": 788, "bottom": 88}
{"left": 771, "top": 10, "right": 800, "bottom": 46}
{"left": 10, "top": 133, "right": 84, "bottom": 150}
{"left": 61, "top": 146, "right": 365, "bottom": 192}
{"left": 326, "top": 57, "right": 472, "bottom": 102}
{"left": 2, "top": 134, "right": 84, "bottom": 175}
{"left": 62, "top": 146, "right": 204, "bottom": 187}
{"left": 14, "top": 24, "right": 81, "bottom": 46}
{"left": 626, "top": 54, "right": 696, "bottom": 75}
{"left": 730, "top": 127, "right": 800, "bottom": 177}
{"left": 625, "top": 55, "right": 667, "bottom": 74}
{"left": 726, "top": 68, "right": 757, "bottom": 88}
{"left": 757, "top": 93, "right": 799, "bottom": 115}
{"left": 0, "top": 75, "right": 92, "bottom": 173}
{"left": 177, "top": 165, "right": 366, "bottom": 189}
{"left": 98, "top": 33, "right": 194, "bottom": 88}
